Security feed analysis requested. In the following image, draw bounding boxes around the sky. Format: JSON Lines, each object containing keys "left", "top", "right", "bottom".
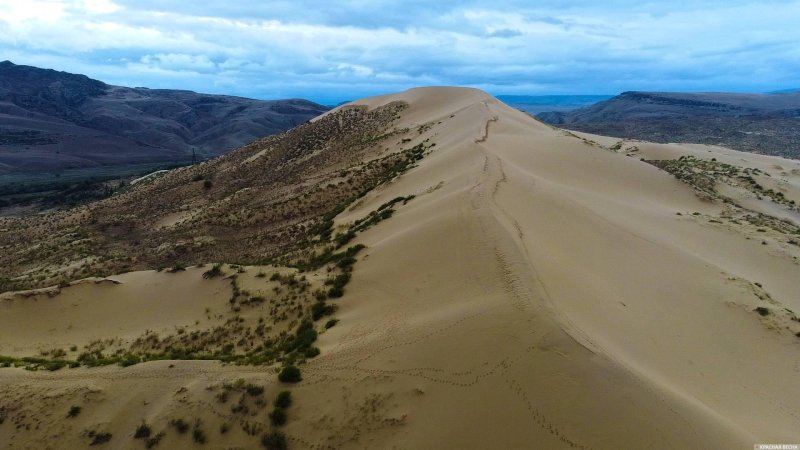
{"left": 0, "top": 0, "right": 798, "bottom": 105}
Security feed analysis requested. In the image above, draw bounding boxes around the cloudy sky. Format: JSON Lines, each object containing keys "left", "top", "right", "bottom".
{"left": 1, "top": 0, "right": 798, "bottom": 104}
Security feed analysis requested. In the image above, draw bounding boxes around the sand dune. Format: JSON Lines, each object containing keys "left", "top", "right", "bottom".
{"left": 1, "top": 87, "right": 799, "bottom": 449}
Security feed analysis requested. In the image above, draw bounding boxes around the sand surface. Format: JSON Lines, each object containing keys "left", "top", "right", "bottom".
{"left": 2, "top": 87, "right": 799, "bottom": 449}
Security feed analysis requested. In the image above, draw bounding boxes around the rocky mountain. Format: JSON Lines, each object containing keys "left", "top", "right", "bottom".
{"left": 537, "top": 91, "right": 800, "bottom": 158}
{"left": 0, "top": 61, "right": 329, "bottom": 175}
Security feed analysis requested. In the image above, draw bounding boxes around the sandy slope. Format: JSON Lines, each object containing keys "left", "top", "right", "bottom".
{"left": 2, "top": 87, "right": 799, "bottom": 449}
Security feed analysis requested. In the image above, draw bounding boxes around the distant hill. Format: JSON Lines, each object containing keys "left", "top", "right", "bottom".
{"left": 498, "top": 94, "right": 612, "bottom": 114}
{"left": 537, "top": 91, "right": 800, "bottom": 159}
{"left": 0, "top": 61, "right": 329, "bottom": 176}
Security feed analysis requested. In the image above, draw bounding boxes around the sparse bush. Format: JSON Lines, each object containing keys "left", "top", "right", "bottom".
{"left": 134, "top": 421, "right": 152, "bottom": 439}
{"left": 278, "top": 365, "right": 301, "bottom": 383}
{"left": 269, "top": 408, "right": 287, "bottom": 426}
{"left": 145, "top": 432, "right": 165, "bottom": 449}
{"left": 203, "top": 180, "right": 213, "bottom": 189}
{"left": 67, "top": 405, "right": 82, "bottom": 418}
{"left": 246, "top": 384, "right": 264, "bottom": 396}
{"left": 203, "top": 263, "right": 224, "bottom": 279}
{"left": 192, "top": 424, "right": 207, "bottom": 444}
{"left": 274, "top": 391, "right": 292, "bottom": 408}
{"left": 324, "top": 319, "right": 339, "bottom": 329}
{"left": 88, "top": 430, "right": 112, "bottom": 446}
{"left": 170, "top": 418, "right": 190, "bottom": 434}
{"left": 755, "top": 306, "right": 770, "bottom": 316}
{"left": 167, "top": 264, "right": 186, "bottom": 273}
{"left": 261, "top": 431, "right": 288, "bottom": 450}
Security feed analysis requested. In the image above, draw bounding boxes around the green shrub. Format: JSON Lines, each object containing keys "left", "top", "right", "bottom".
{"left": 274, "top": 391, "right": 292, "bottom": 408}
{"left": 261, "top": 431, "right": 288, "bottom": 450}
{"left": 754, "top": 306, "right": 770, "bottom": 316}
{"left": 311, "top": 302, "right": 337, "bottom": 320}
{"left": 324, "top": 319, "right": 339, "bottom": 329}
{"left": 278, "top": 365, "right": 301, "bottom": 383}
{"left": 44, "top": 359, "right": 69, "bottom": 371}
{"left": 334, "top": 231, "right": 355, "bottom": 247}
{"left": 269, "top": 408, "right": 287, "bottom": 426}
{"left": 119, "top": 354, "right": 141, "bottom": 367}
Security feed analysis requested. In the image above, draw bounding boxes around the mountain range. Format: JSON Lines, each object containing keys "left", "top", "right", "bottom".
{"left": 537, "top": 91, "right": 800, "bottom": 158}
{"left": 0, "top": 61, "right": 328, "bottom": 176}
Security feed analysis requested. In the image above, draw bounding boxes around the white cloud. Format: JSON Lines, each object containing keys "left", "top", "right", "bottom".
{"left": 1, "top": 0, "right": 798, "bottom": 103}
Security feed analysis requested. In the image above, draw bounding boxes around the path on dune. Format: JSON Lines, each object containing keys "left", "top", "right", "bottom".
{"left": 470, "top": 104, "right": 706, "bottom": 446}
